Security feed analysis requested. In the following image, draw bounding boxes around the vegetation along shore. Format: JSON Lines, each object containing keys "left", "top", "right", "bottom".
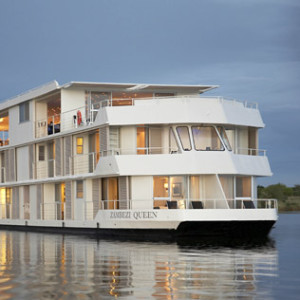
{"left": 258, "top": 184, "right": 300, "bottom": 212}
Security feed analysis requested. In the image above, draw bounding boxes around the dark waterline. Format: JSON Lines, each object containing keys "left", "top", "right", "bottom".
{"left": 0, "top": 214, "right": 299, "bottom": 299}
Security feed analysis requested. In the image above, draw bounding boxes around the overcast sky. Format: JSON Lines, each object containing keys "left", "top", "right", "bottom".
{"left": 0, "top": 0, "right": 299, "bottom": 186}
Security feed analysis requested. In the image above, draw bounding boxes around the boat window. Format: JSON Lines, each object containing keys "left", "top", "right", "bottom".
{"left": 76, "top": 180, "right": 84, "bottom": 198}
{"left": 170, "top": 176, "right": 186, "bottom": 200}
{"left": 19, "top": 101, "right": 30, "bottom": 123}
{"left": 137, "top": 127, "right": 148, "bottom": 154}
{"left": 76, "top": 137, "right": 83, "bottom": 154}
{"left": 38, "top": 145, "right": 45, "bottom": 161}
{"left": 153, "top": 176, "right": 169, "bottom": 198}
{"left": 217, "top": 126, "right": 232, "bottom": 151}
{"left": 236, "top": 176, "right": 251, "bottom": 198}
{"left": 169, "top": 128, "right": 179, "bottom": 153}
{"left": 192, "top": 126, "right": 224, "bottom": 151}
{"left": 176, "top": 126, "right": 191, "bottom": 151}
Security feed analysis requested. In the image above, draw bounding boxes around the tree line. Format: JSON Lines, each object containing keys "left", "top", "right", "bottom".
{"left": 258, "top": 184, "right": 300, "bottom": 211}
{"left": 258, "top": 184, "right": 300, "bottom": 201}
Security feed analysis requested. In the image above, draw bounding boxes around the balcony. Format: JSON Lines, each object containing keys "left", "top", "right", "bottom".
{"left": 35, "top": 105, "right": 94, "bottom": 138}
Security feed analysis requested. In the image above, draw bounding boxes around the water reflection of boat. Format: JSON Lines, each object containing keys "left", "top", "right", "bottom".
{"left": 0, "top": 81, "right": 278, "bottom": 239}
{"left": 0, "top": 231, "right": 277, "bottom": 299}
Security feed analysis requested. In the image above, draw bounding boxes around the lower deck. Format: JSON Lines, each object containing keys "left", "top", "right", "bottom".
{"left": 0, "top": 208, "right": 277, "bottom": 240}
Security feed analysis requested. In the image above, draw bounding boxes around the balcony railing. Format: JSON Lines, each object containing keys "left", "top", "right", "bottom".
{"left": 0, "top": 199, "right": 277, "bottom": 222}
{"left": 235, "top": 148, "right": 267, "bottom": 156}
{"left": 97, "top": 96, "right": 258, "bottom": 110}
{"left": 35, "top": 106, "right": 95, "bottom": 138}
{"left": 99, "top": 198, "right": 277, "bottom": 211}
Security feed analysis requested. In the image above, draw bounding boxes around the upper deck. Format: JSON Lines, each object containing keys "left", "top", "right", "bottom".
{"left": 0, "top": 80, "right": 263, "bottom": 148}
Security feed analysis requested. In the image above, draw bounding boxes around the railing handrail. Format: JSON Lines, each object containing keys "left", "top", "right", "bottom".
{"left": 35, "top": 105, "right": 86, "bottom": 123}
{"left": 97, "top": 95, "right": 258, "bottom": 109}
{"left": 235, "top": 147, "right": 267, "bottom": 156}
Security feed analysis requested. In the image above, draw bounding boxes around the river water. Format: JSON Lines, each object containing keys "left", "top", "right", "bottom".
{"left": 0, "top": 213, "right": 299, "bottom": 300}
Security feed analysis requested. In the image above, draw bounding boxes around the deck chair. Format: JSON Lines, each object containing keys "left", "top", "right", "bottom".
{"left": 191, "top": 201, "right": 203, "bottom": 209}
{"left": 167, "top": 201, "right": 178, "bottom": 209}
{"left": 243, "top": 201, "right": 255, "bottom": 209}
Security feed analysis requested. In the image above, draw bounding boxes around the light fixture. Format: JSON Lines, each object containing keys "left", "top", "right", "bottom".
{"left": 0, "top": 118, "right": 3, "bottom": 122}
{"left": 164, "top": 183, "right": 168, "bottom": 191}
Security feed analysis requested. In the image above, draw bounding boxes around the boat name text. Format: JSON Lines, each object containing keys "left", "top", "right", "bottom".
{"left": 110, "top": 211, "right": 158, "bottom": 220}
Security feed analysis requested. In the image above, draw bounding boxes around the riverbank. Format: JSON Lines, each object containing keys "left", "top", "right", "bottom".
{"left": 278, "top": 196, "right": 300, "bottom": 212}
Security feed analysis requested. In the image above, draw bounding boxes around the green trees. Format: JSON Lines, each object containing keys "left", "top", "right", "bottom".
{"left": 258, "top": 183, "right": 300, "bottom": 211}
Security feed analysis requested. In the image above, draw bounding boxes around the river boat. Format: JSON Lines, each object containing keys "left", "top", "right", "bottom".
{"left": 0, "top": 81, "right": 277, "bottom": 239}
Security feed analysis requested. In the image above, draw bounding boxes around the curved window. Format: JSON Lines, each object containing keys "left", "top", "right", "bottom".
{"left": 176, "top": 126, "right": 191, "bottom": 151}
{"left": 192, "top": 126, "right": 224, "bottom": 151}
{"left": 217, "top": 126, "right": 232, "bottom": 151}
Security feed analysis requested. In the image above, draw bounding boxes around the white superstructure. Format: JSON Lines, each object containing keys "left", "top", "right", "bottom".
{"left": 0, "top": 81, "right": 277, "bottom": 238}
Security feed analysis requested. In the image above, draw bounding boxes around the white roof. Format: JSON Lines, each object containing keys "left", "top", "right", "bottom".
{"left": 0, "top": 80, "right": 218, "bottom": 111}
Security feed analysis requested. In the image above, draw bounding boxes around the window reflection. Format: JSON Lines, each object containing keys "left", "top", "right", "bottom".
{"left": 176, "top": 126, "right": 191, "bottom": 151}
{"left": 192, "top": 126, "right": 224, "bottom": 151}
{"left": 217, "top": 126, "right": 232, "bottom": 151}
{"left": 169, "top": 128, "right": 179, "bottom": 154}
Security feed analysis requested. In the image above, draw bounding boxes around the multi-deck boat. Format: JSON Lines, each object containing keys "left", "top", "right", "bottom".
{"left": 0, "top": 80, "right": 277, "bottom": 239}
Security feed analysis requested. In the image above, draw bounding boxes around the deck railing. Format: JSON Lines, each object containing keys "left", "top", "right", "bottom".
{"left": 99, "top": 198, "right": 277, "bottom": 211}
{"left": 40, "top": 202, "right": 65, "bottom": 221}
{"left": 35, "top": 105, "right": 94, "bottom": 138}
{"left": 235, "top": 148, "right": 267, "bottom": 156}
{"left": 0, "top": 199, "right": 277, "bottom": 222}
{"left": 98, "top": 96, "right": 258, "bottom": 110}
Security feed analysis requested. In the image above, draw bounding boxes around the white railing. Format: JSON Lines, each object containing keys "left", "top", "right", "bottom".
{"left": 35, "top": 105, "right": 94, "bottom": 138}
{"left": 0, "top": 199, "right": 277, "bottom": 221}
{"left": 35, "top": 159, "right": 55, "bottom": 179}
{"left": 69, "top": 152, "right": 99, "bottom": 175}
{"left": 235, "top": 148, "right": 267, "bottom": 156}
{"left": 40, "top": 202, "right": 65, "bottom": 221}
{"left": 100, "top": 147, "right": 180, "bottom": 156}
{"left": 97, "top": 96, "right": 258, "bottom": 110}
{"left": 98, "top": 198, "right": 277, "bottom": 211}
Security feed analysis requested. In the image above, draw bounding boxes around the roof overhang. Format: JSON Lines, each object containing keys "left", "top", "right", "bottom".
{"left": 0, "top": 80, "right": 218, "bottom": 111}
{"left": 61, "top": 81, "right": 218, "bottom": 94}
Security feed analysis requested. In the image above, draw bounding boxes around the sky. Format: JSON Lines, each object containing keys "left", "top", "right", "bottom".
{"left": 0, "top": 0, "right": 299, "bottom": 186}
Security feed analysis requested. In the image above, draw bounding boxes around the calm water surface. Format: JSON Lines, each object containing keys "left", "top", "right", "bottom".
{"left": 0, "top": 213, "right": 299, "bottom": 300}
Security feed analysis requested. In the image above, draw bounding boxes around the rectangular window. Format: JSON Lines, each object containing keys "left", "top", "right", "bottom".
{"left": 76, "top": 180, "right": 83, "bottom": 198}
{"left": 153, "top": 176, "right": 169, "bottom": 198}
{"left": 76, "top": 137, "right": 83, "bottom": 154}
{"left": 137, "top": 127, "right": 148, "bottom": 154}
{"left": 38, "top": 145, "right": 45, "bottom": 161}
{"left": 192, "top": 126, "right": 224, "bottom": 151}
{"left": 236, "top": 176, "right": 252, "bottom": 198}
{"left": 19, "top": 102, "right": 30, "bottom": 123}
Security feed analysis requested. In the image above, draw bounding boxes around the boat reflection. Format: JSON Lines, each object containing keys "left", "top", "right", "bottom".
{"left": 0, "top": 231, "right": 277, "bottom": 299}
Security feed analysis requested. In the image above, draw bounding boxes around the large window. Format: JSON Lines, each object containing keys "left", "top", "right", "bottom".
{"left": 192, "top": 126, "right": 224, "bottom": 151}
{"left": 176, "top": 126, "right": 191, "bottom": 151}
{"left": 236, "top": 176, "right": 252, "bottom": 198}
{"left": 19, "top": 102, "right": 30, "bottom": 123}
